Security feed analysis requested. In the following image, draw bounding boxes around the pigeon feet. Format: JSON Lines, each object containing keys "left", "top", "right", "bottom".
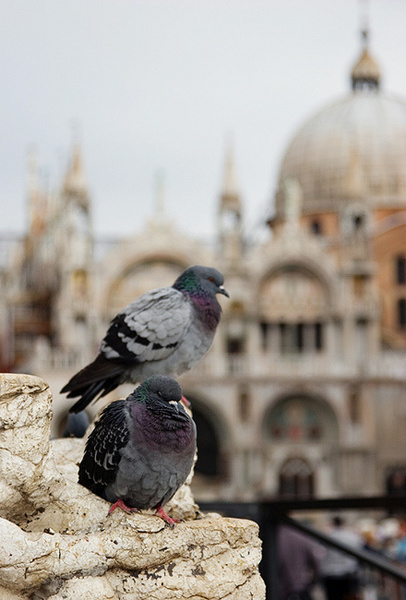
{"left": 109, "top": 499, "right": 138, "bottom": 515}
{"left": 155, "top": 505, "right": 179, "bottom": 528}
{"left": 109, "top": 500, "right": 178, "bottom": 528}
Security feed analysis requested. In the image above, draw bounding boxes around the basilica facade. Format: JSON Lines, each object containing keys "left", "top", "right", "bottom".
{"left": 1, "top": 37, "right": 405, "bottom": 502}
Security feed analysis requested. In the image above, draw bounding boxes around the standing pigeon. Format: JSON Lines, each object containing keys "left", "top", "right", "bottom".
{"left": 62, "top": 265, "right": 228, "bottom": 413}
{"left": 78, "top": 375, "right": 196, "bottom": 527}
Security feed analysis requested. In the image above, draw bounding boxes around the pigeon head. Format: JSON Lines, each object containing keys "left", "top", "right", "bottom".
{"left": 134, "top": 375, "right": 183, "bottom": 412}
{"left": 173, "top": 265, "right": 229, "bottom": 299}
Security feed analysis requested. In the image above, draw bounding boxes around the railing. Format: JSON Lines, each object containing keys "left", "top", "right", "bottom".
{"left": 198, "top": 495, "right": 406, "bottom": 600}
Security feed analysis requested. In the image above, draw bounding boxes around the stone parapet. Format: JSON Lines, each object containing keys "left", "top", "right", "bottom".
{"left": 0, "top": 373, "right": 265, "bottom": 600}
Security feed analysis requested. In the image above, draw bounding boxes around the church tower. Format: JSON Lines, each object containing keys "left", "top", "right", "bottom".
{"left": 217, "top": 141, "right": 243, "bottom": 265}
{"left": 53, "top": 141, "right": 95, "bottom": 362}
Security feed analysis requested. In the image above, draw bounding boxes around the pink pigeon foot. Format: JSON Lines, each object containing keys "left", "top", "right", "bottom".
{"left": 109, "top": 499, "right": 138, "bottom": 515}
{"left": 155, "top": 505, "right": 179, "bottom": 528}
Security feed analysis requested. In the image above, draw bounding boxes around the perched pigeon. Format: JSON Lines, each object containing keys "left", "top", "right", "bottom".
{"left": 78, "top": 375, "right": 196, "bottom": 527}
{"left": 62, "top": 265, "right": 228, "bottom": 413}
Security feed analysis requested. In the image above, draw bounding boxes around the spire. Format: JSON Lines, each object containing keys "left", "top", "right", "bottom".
{"left": 26, "top": 147, "right": 43, "bottom": 235}
{"left": 147, "top": 169, "right": 174, "bottom": 231}
{"left": 62, "top": 141, "right": 89, "bottom": 209}
{"left": 26, "top": 147, "right": 38, "bottom": 225}
{"left": 218, "top": 138, "right": 243, "bottom": 263}
{"left": 219, "top": 138, "right": 241, "bottom": 219}
{"left": 351, "top": 25, "right": 380, "bottom": 91}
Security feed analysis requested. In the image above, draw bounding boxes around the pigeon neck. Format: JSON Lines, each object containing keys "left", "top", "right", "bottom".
{"left": 189, "top": 292, "right": 222, "bottom": 331}
{"left": 133, "top": 402, "right": 194, "bottom": 449}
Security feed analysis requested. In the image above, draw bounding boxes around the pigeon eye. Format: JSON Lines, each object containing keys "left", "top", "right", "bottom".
{"left": 208, "top": 276, "right": 215, "bottom": 283}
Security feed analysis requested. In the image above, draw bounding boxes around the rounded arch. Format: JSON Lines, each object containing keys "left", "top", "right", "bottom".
{"left": 263, "top": 391, "right": 339, "bottom": 444}
{"left": 97, "top": 239, "right": 195, "bottom": 316}
{"left": 258, "top": 254, "right": 336, "bottom": 296}
{"left": 186, "top": 393, "right": 232, "bottom": 480}
{"left": 256, "top": 257, "right": 337, "bottom": 321}
{"left": 104, "top": 257, "right": 188, "bottom": 317}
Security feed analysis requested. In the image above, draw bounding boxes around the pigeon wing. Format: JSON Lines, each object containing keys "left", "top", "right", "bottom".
{"left": 78, "top": 400, "right": 129, "bottom": 498}
{"left": 100, "top": 287, "right": 192, "bottom": 364}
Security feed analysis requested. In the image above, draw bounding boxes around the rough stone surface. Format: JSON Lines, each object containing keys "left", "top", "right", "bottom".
{"left": 0, "top": 373, "right": 265, "bottom": 599}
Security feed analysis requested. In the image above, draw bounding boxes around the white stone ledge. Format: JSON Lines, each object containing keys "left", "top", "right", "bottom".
{"left": 0, "top": 374, "right": 265, "bottom": 599}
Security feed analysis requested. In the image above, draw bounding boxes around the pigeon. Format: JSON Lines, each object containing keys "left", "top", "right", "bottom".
{"left": 62, "top": 411, "right": 90, "bottom": 438}
{"left": 78, "top": 375, "right": 196, "bottom": 527}
{"left": 62, "top": 265, "right": 229, "bottom": 413}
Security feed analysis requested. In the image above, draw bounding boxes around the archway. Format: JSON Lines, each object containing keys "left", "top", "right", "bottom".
{"left": 264, "top": 393, "right": 338, "bottom": 444}
{"left": 106, "top": 259, "right": 186, "bottom": 316}
{"left": 192, "top": 405, "right": 221, "bottom": 477}
{"left": 263, "top": 392, "right": 339, "bottom": 497}
{"left": 186, "top": 396, "right": 230, "bottom": 484}
{"left": 278, "top": 456, "right": 314, "bottom": 499}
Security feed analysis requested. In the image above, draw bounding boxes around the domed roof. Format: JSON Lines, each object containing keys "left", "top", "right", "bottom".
{"left": 274, "top": 43, "right": 406, "bottom": 218}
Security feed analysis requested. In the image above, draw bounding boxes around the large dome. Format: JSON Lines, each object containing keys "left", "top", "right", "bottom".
{"left": 274, "top": 48, "right": 406, "bottom": 218}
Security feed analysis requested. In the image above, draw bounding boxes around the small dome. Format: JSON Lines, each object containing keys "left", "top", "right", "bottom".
{"left": 274, "top": 76, "right": 406, "bottom": 219}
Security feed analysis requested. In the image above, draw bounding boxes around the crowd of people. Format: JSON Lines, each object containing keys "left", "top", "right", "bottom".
{"left": 277, "top": 515, "right": 406, "bottom": 600}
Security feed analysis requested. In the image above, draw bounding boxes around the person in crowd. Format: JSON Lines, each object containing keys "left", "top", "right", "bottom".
{"left": 278, "top": 524, "right": 325, "bottom": 600}
{"left": 320, "top": 516, "right": 363, "bottom": 600}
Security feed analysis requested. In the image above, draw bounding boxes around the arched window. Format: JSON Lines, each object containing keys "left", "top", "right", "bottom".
{"left": 191, "top": 405, "right": 221, "bottom": 477}
{"left": 267, "top": 399, "right": 323, "bottom": 441}
{"left": 342, "top": 205, "right": 369, "bottom": 237}
{"left": 398, "top": 299, "right": 406, "bottom": 330}
{"left": 310, "top": 220, "right": 322, "bottom": 235}
{"left": 348, "top": 386, "right": 361, "bottom": 424}
{"left": 353, "top": 214, "right": 364, "bottom": 231}
{"left": 396, "top": 256, "right": 406, "bottom": 285}
{"left": 265, "top": 395, "right": 338, "bottom": 444}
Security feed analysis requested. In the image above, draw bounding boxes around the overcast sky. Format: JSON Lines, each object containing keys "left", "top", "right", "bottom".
{"left": 1, "top": 0, "right": 405, "bottom": 240}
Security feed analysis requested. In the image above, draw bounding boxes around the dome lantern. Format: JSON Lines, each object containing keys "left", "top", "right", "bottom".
{"left": 351, "top": 29, "right": 381, "bottom": 91}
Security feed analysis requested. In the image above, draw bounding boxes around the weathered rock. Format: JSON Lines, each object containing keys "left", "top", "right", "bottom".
{"left": 0, "top": 374, "right": 265, "bottom": 599}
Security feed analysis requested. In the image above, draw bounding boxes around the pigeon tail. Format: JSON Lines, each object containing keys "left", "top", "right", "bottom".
{"left": 61, "top": 354, "right": 125, "bottom": 413}
{"left": 67, "top": 379, "right": 119, "bottom": 413}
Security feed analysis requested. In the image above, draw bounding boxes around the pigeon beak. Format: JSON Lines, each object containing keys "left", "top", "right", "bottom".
{"left": 218, "top": 285, "right": 229, "bottom": 298}
{"left": 169, "top": 400, "right": 180, "bottom": 413}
